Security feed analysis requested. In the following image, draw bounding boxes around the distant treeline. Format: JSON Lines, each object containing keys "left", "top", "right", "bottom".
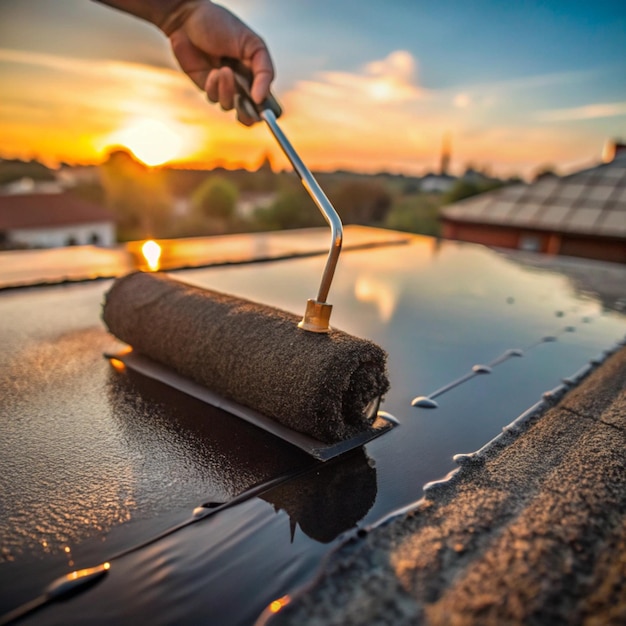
{"left": 1, "top": 153, "right": 519, "bottom": 242}
{"left": 0, "top": 158, "right": 57, "bottom": 185}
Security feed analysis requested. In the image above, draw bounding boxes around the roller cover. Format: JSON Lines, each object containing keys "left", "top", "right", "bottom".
{"left": 102, "top": 272, "right": 390, "bottom": 444}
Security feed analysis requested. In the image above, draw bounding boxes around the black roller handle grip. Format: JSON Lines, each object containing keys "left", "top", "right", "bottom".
{"left": 220, "top": 57, "right": 282, "bottom": 122}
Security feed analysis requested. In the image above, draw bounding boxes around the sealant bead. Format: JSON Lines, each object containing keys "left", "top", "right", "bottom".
{"left": 192, "top": 506, "right": 213, "bottom": 519}
{"left": 411, "top": 396, "right": 438, "bottom": 409}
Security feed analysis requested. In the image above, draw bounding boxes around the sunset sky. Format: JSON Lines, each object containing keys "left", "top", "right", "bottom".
{"left": 1, "top": 0, "right": 625, "bottom": 178}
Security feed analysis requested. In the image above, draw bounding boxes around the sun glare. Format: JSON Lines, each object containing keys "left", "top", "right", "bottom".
{"left": 141, "top": 240, "right": 162, "bottom": 271}
{"left": 108, "top": 118, "right": 183, "bottom": 166}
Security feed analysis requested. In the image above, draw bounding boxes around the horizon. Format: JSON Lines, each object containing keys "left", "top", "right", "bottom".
{"left": 1, "top": 1, "right": 625, "bottom": 179}
{"left": 0, "top": 150, "right": 527, "bottom": 181}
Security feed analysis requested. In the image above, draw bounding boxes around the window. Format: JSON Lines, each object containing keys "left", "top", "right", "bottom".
{"left": 519, "top": 234, "right": 541, "bottom": 252}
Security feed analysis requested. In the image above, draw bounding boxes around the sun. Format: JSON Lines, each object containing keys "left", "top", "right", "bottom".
{"left": 107, "top": 118, "right": 183, "bottom": 167}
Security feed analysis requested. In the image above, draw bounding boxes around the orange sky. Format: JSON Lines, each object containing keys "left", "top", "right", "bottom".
{"left": 1, "top": 46, "right": 605, "bottom": 178}
{"left": 1, "top": 1, "right": 625, "bottom": 178}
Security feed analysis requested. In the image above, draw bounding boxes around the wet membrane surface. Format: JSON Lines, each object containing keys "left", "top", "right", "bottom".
{"left": 0, "top": 226, "right": 408, "bottom": 289}
{"left": 1, "top": 232, "right": 626, "bottom": 624}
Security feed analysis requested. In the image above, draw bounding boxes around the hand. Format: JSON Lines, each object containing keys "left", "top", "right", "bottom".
{"left": 163, "top": 1, "right": 274, "bottom": 126}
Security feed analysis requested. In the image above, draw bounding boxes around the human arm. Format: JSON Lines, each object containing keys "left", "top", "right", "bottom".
{"left": 95, "top": 1, "right": 274, "bottom": 125}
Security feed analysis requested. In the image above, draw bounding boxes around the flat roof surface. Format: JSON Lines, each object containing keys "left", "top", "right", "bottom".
{"left": 1, "top": 227, "right": 625, "bottom": 624}
{"left": 0, "top": 225, "right": 409, "bottom": 289}
{"left": 264, "top": 342, "right": 626, "bottom": 625}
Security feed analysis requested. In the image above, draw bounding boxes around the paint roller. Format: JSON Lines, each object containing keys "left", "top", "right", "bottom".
{"left": 103, "top": 60, "right": 394, "bottom": 453}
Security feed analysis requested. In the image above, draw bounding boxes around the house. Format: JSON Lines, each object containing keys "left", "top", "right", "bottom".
{"left": 2, "top": 176, "right": 64, "bottom": 195}
{"left": 0, "top": 192, "right": 116, "bottom": 249}
{"left": 419, "top": 172, "right": 457, "bottom": 193}
{"left": 235, "top": 191, "right": 276, "bottom": 218}
{"left": 56, "top": 164, "right": 101, "bottom": 188}
{"left": 440, "top": 141, "right": 626, "bottom": 264}
{"left": 461, "top": 167, "right": 493, "bottom": 186}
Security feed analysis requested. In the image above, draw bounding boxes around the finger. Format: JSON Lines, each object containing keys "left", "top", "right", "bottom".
{"left": 251, "top": 69, "right": 273, "bottom": 105}
{"left": 205, "top": 69, "right": 220, "bottom": 104}
{"left": 217, "top": 67, "right": 236, "bottom": 111}
{"left": 236, "top": 110, "right": 256, "bottom": 127}
{"left": 208, "top": 69, "right": 254, "bottom": 124}
{"left": 248, "top": 44, "right": 275, "bottom": 104}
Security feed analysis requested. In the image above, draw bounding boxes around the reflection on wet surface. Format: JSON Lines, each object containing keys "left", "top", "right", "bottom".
{"left": 0, "top": 308, "right": 313, "bottom": 603}
{"left": 1, "top": 234, "right": 625, "bottom": 623}
{"left": 107, "top": 368, "right": 312, "bottom": 508}
{"left": 261, "top": 449, "right": 377, "bottom": 543}
{"left": 0, "top": 226, "right": 409, "bottom": 289}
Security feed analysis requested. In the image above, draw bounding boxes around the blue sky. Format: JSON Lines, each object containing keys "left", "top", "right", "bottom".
{"left": 1, "top": 0, "right": 625, "bottom": 176}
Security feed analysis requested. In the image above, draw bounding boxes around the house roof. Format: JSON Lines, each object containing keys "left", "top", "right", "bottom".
{"left": 0, "top": 192, "right": 114, "bottom": 230}
{"left": 441, "top": 153, "right": 626, "bottom": 239}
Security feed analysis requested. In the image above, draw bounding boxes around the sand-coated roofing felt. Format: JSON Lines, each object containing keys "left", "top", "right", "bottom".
{"left": 263, "top": 343, "right": 626, "bottom": 625}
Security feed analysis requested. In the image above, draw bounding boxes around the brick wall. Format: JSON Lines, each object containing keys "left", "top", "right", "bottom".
{"left": 442, "top": 220, "right": 626, "bottom": 264}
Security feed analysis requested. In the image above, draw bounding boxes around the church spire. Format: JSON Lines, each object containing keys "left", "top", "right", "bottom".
{"left": 440, "top": 132, "right": 451, "bottom": 175}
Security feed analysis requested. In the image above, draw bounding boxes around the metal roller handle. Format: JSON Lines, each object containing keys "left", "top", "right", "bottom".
{"left": 222, "top": 58, "right": 343, "bottom": 332}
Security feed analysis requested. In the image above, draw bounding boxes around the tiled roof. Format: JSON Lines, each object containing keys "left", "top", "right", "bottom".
{"left": 441, "top": 154, "right": 626, "bottom": 239}
{"left": 0, "top": 193, "right": 114, "bottom": 230}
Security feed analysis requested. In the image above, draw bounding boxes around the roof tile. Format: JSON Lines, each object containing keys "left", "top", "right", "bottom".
{"left": 441, "top": 157, "right": 626, "bottom": 239}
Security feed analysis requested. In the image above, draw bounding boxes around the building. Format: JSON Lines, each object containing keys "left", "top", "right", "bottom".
{"left": 56, "top": 164, "right": 101, "bottom": 188}
{"left": 0, "top": 192, "right": 116, "bottom": 249}
{"left": 420, "top": 132, "right": 458, "bottom": 193}
{"left": 419, "top": 172, "right": 457, "bottom": 193}
{"left": 441, "top": 142, "right": 626, "bottom": 264}
{"left": 2, "top": 176, "right": 64, "bottom": 195}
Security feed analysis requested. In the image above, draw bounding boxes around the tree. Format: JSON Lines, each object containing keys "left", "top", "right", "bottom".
{"left": 329, "top": 180, "right": 392, "bottom": 225}
{"left": 67, "top": 182, "right": 106, "bottom": 206}
{"left": 0, "top": 158, "right": 56, "bottom": 185}
{"left": 99, "top": 148, "right": 172, "bottom": 241}
{"left": 384, "top": 194, "right": 443, "bottom": 236}
{"left": 532, "top": 164, "right": 559, "bottom": 182}
{"left": 253, "top": 184, "right": 325, "bottom": 231}
{"left": 191, "top": 176, "right": 237, "bottom": 221}
{"left": 444, "top": 179, "right": 481, "bottom": 204}
{"left": 443, "top": 178, "right": 504, "bottom": 204}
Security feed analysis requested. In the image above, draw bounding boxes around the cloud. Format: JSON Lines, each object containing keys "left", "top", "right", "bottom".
{"left": 260, "top": 51, "right": 461, "bottom": 175}
{"left": 0, "top": 47, "right": 224, "bottom": 163}
{"left": 463, "top": 68, "right": 593, "bottom": 95}
{"left": 295, "top": 50, "right": 426, "bottom": 106}
{"left": 536, "top": 102, "right": 626, "bottom": 122}
{"left": 0, "top": 46, "right": 215, "bottom": 128}
{"left": 366, "top": 50, "right": 415, "bottom": 77}
{"left": 0, "top": 47, "right": 185, "bottom": 91}
{"left": 0, "top": 47, "right": 610, "bottom": 177}
{"left": 453, "top": 93, "right": 471, "bottom": 108}
{"left": 443, "top": 68, "right": 597, "bottom": 112}
{"left": 0, "top": 47, "right": 76, "bottom": 71}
